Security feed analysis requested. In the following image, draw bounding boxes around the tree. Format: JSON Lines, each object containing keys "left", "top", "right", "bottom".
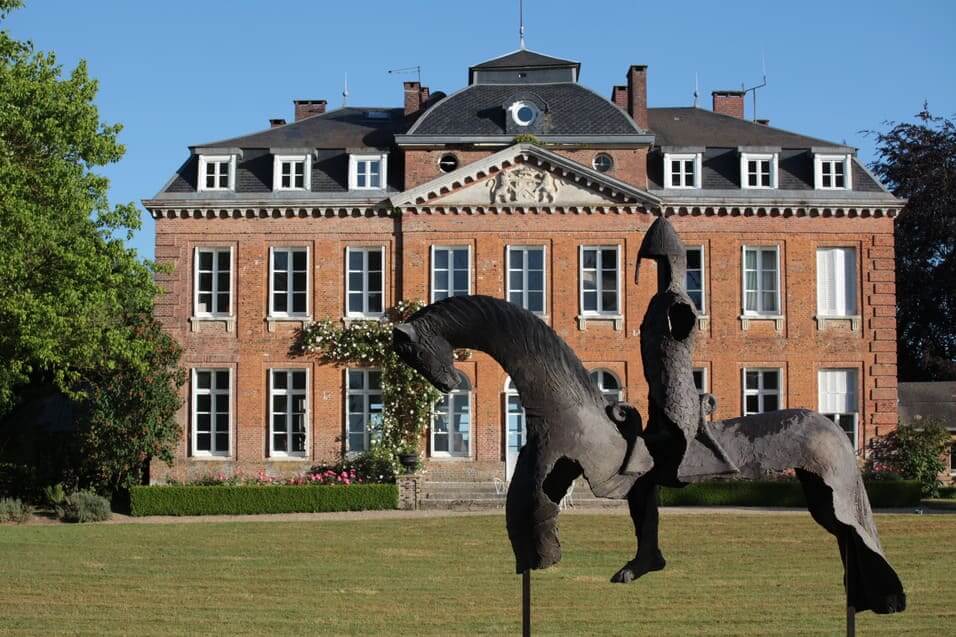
{"left": 866, "top": 419, "right": 950, "bottom": 497}
{"left": 868, "top": 106, "right": 956, "bottom": 381}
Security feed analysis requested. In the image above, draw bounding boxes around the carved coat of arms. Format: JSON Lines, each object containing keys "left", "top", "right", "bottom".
{"left": 488, "top": 166, "right": 559, "bottom": 204}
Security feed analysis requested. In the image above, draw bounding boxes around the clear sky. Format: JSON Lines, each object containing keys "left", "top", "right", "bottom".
{"left": 6, "top": 0, "right": 955, "bottom": 261}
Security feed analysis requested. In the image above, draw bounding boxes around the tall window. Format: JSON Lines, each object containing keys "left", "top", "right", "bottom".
{"left": 743, "top": 368, "right": 781, "bottom": 415}
{"left": 580, "top": 246, "right": 620, "bottom": 315}
{"left": 346, "top": 369, "right": 383, "bottom": 453}
{"left": 431, "top": 246, "right": 470, "bottom": 301}
{"left": 743, "top": 246, "right": 780, "bottom": 315}
{"left": 270, "top": 369, "right": 308, "bottom": 457}
{"left": 590, "top": 369, "right": 622, "bottom": 403}
{"left": 507, "top": 246, "right": 545, "bottom": 314}
{"left": 347, "top": 247, "right": 385, "bottom": 317}
{"left": 194, "top": 247, "right": 232, "bottom": 317}
{"left": 741, "top": 152, "right": 777, "bottom": 189}
{"left": 815, "top": 154, "right": 852, "bottom": 190}
{"left": 432, "top": 370, "right": 471, "bottom": 457}
{"left": 686, "top": 246, "right": 705, "bottom": 313}
{"left": 270, "top": 248, "right": 309, "bottom": 317}
{"left": 349, "top": 154, "right": 387, "bottom": 190}
{"left": 818, "top": 369, "right": 859, "bottom": 449}
{"left": 192, "top": 369, "right": 230, "bottom": 456}
{"left": 817, "top": 247, "right": 857, "bottom": 317}
{"left": 198, "top": 155, "right": 235, "bottom": 191}
{"left": 692, "top": 367, "right": 708, "bottom": 394}
{"left": 504, "top": 377, "right": 526, "bottom": 480}
{"left": 665, "top": 153, "right": 700, "bottom": 188}
{"left": 274, "top": 155, "right": 310, "bottom": 191}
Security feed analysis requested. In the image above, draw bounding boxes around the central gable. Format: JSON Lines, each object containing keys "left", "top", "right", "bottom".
{"left": 439, "top": 162, "right": 624, "bottom": 206}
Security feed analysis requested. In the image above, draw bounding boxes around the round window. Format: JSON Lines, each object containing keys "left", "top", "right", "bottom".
{"left": 592, "top": 153, "right": 614, "bottom": 173}
{"left": 438, "top": 154, "right": 459, "bottom": 173}
{"left": 511, "top": 101, "right": 538, "bottom": 127}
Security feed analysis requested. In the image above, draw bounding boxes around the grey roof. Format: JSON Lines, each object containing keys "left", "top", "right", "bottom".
{"left": 406, "top": 83, "right": 641, "bottom": 137}
{"left": 470, "top": 49, "right": 579, "bottom": 70}
{"left": 898, "top": 382, "right": 956, "bottom": 430}
{"left": 649, "top": 107, "right": 847, "bottom": 149}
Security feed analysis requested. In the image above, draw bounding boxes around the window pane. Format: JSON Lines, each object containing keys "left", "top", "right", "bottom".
{"left": 510, "top": 249, "right": 524, "bottom": 269}
{"left": 434, "top": 249, "right": 448, "bottom": 269}
{"left": 745, "top": 395, "right": 759, "bottom": 414}
{"left": 292, "top": 293, "right": 306, "bottom": 313}
{"left": 274, "top": 250, "right": 288, "bottom": 270}
{"left": 528, "top": 270, "right": 543, "bottom": 291}
{"left": 292, "top": 251, "right": 307, "bottom": 270}
{"left": 367, "top": 250, "right": 382, "bottom": 270}
{"left": 196, "top": 372, "right": 211, "bottom": 391}
{"left": 763, "top": 394, "right": 779, "bottom": 412}
{"left": 601, "top": 291, "right": 617, "bottom": 312}
{"left": 292, "top": 272, "right": 307, "bottom": 293}
{"left": 761, "top": 250, "right": 776, "bottom": 271}
{"left": 745, "top": 371, "right": 759, "bottom": 389}
{"left": 527, "top": 292, "right": 543, "bottom": 312}
{"left": 582, "top": 249, "right": 596, "bottom": 269}
{"left": 215, "top": 290, "right": 229, "bottom": 313}
{"left": 763, "top": 372, "right": 779, "bottom": 390}
{"left": 348, "top": 370, "right": 364, "bottom": 390}
{"left": 686, "top": 249, "right": 701, "bottom": 269}
{"left": 215, "top": 371, "right": 229, "bottom": 390}
{"left": 273, "top": 371, "right": 287, "bottom": 389}
{"left": 453, "top": 249, "right": 468, "bottom": 269}
{"left": 274, "top": 273, "right": 288, "bottom": 292}
{"left": 349, "top": 250, "right": 363, "bottom": 269}
{"left": 367, "top": 272, "right": 382, "bottom": 293}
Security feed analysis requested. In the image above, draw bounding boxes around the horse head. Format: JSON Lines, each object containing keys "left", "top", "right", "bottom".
{"left": 392, "top": 322, "right": 459, "bottom": 393}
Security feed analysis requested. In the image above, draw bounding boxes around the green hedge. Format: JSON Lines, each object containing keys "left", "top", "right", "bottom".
{"left": 658, "top": 480, "right": 921, "bottom": 508}
{"left": 130, "top": 484, "right": 398, "bottom": 517}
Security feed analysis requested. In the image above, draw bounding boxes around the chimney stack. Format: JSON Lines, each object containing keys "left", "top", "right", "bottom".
{"left": 294, "top": 99, "right": 327, "bottom": 121}
{"left": 712, "top": 90, "right": 745, "bottom": 119}
{"left": 269, "top": 118, "right": 287, "bottom": 128}
{"left": 627, "top": 65, "right": 648, "bottom": 130}
{"left": 611, "top": 85, "right": 628, "bottom": 111}
{"left": 404, "top": 81, "right": 431, "bottom": 119}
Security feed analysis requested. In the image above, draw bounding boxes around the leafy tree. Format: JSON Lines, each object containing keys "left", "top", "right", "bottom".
{"left": 868, "top": 106, "right": 956, "bottom": 381}
{"left": 866, "top": 419, "right": 950, "bottom": 497}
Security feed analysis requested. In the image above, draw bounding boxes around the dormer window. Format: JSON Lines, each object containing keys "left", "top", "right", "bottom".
{"left": 740, "top": 152, "right": 778, "bottom": 189}
{"left": 815, "top": 154, "right": 852, "bottom": 190}
{"left": 198, "top": 154, "right": 236, "bottom": 191}
{"left": 509, "top": 101, "right": 539, "bottom": 127}
{"left": 664, "top": 153, "right": 702, "bottom": 189}
{"left": 349, "top": 153, "right": 388, "bottom": 190}
{"left": 274, "top": 155, "right": 311, "bottom": 191}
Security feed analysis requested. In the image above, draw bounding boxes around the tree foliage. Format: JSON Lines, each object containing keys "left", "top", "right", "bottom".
{"left": 866, "top": 419, "right": 950, "bottom": 497}
{"left": 868, "top": 106, "right": 956, "bottom": 381}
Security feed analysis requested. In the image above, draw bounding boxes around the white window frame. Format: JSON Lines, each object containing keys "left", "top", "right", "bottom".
{"left": 742, "top": 368, "right": 783, "bottom": 416}
{"left": 430, "top": 371, "right": 472, "bottom": 459}
{"left": 430, "top": 245, "right": 472, "bottom": 302}
{"left": 814, "top": 154, "right": 852, "bottom": 190}
{"left": 345, "top": 246, "right": 386, "bottom": 318}
{"left": 506, "top": 245, "right": 547, "bottom": 315}
{"left": 579, "top": 245, "right": 622, "bottom": 317}
{"left": 686, "top": 245, "right": 706, "bottom": 315}
{"left": 740, "top": 152, "right": 778, "bottom": 189}
{"left": 816, "top": 247, "right": 858, "bottom": 317}
{"left": 742, "top": 246, "right": 781, "bottom": 316}
{"left": 664, "top": 152, "right": 702, "bottom": 189}
{"left": 692, "top": 367, "right": 709, "bottom": 394}
{"left": 193, "top": 246, "right": 234, "bottom": 319}
{"left": 345, "top": 368, "right": 383, "bottom": 455}
{"left": 818, "top": 368, "right": 859, "bottom": 451}
{"left": 349, "top": 153, "right": 388, "bottom": 190}
{"left": 589, "top": 368, "right": 623, "bottom": 403}
{"left": 197, "top": 154, "right": 236, "bottom": 192}
{"left": 273, "top": 154, "right": 312, "bottom": 191}
{"left": 268, "top": 368, "right": 310, "bottom": 458}
{"left": 268, "top": 246, "right": 310, "bottom": 319}
{"left": 191, "top": 368, "right": 232, "bottom": 458}
{"left": 504, "top": 377, "right": 527, "bottom": 481}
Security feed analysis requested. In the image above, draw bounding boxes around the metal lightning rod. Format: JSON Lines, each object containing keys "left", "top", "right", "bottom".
{"left": 741, "top": 51, "right": 768, "bottom": 122}
{"left": 387, "top": 65, "right": 422, "bottom": 84}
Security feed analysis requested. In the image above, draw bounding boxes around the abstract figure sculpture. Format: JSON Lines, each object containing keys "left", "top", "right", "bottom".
{"left": 392, "top": 217, "right": 905, "bottom": 616}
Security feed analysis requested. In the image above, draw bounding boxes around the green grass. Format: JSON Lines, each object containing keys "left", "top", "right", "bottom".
{"left": 0, "top": 513, "right": 952, "bottom": 635}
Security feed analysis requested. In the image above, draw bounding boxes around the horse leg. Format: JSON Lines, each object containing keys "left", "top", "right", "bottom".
{"left": 611, "top": 475, "right": 666, "bottom": 583}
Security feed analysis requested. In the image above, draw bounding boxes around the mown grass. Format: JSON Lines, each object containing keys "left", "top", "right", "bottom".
{"left": 0, "top": 513, "right": 952, "bottom": 635}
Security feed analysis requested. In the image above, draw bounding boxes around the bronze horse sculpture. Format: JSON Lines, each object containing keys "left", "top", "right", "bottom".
{"left": 392, "top": 217, "right": 905, "bottom": 615}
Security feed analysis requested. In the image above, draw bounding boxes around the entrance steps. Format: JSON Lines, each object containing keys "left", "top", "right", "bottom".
{"left": 420, "top": 479, "right": 628, "bottom": 510}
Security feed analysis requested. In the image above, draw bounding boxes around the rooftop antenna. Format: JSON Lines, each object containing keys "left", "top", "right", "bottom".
{"left": 387, "top": 65, "right": 422, "bottom": 84}
{"left": 693, "top": 72, "right": 700, "bottom": 107}
{"left": 342, "top": 72, "right": 349, "bottom": 107}
{"left": 519, "top": 0, "right": 526, "bottom": 49}
{"left": 741, "top": 51, "right": 768, "bottom": 122}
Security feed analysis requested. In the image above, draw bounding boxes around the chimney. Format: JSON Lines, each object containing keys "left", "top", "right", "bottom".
{"left": 404, "top": 81, "right": 422, "bottom": 116}
{"left": 611, "top": 85, "right": 628, "bottom": 111}
{"left": 269, "top": 118, "right": 287, "bottom": 128}
{"left": 627, "top": 65, "right": 648, "bottom": 130}
{"left": 712, "top": 90, "right": 745, "bottom": 119}
{"left": 294, "top": 99, "right": 327, "bottom": 121}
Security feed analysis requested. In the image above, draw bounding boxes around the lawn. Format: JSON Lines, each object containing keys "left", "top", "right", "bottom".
{"left": 0, "top": 512, "right": 952, "bottom": 635}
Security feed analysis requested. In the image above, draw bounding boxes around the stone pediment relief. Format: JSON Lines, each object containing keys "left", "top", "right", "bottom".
{"left": 437, "top": 164, "right": 622, "bottom": 206}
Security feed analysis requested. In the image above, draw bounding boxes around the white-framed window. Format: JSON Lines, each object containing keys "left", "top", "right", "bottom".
{"left": 818, "top": 368, "right": 859, "bottom": 450}
{"left": 346, "top": 247, "right": 385, "bottom": 318}
{"left": 692, "top": 367, "right": 708, "bottom": 394}
{"left": 273, "top": 154, "right": 311, "bottom": 191}
{"left": 740, "top": 152, "right": 778, "bottom": 189}
{"left": 431, "top": 246, "right": 471, "bottom": 301}
{"left": 507, "top": 246, "right": 546, "bottom": 314}
{"left": 664, "top": 153, "right": 701, "bottom": 189}
{"left": 580, "top": 246, "right": 620, "bottom": 315}
{"left": 431, "top": 370, "right": 472, "bottom": 457}
{"left": 345, "top": 369, "right": 383, "bottom": 454}
{"left": 269, "top": 247, "right": 309, "bottom": 318}
{"left": 816, "top": 247, "right": 857, "bottom": 317}
{"left": 686, "top": 246, "right": 705, "bottom": 314}
{"left": 504, "top": 377, "right": 526, "bottom": 480}
{"left": 743, "top": 368, "right": 782, "bottom": 415}
{"left": 197, "top": 154, "right": 236, "bottom": 191}
{"left": 193, "top": 247, "right": 233, "bottom": 317}
{"left": 815, "top": 154, "right": 852, "bottom": 190}
{"left": 589, "top": 369, "right": 623, "bottom": 403}
{"left": 742, "top": 246, "right": 780, "bottom": 316}
{"left": 269, "top": 369, "right": 308, "bottom": 457}
{"left": 349, "top": 153, "right": 388, "bottom": 190}
{"left": 191, "top": 368, "right": 231, "bottom": 457}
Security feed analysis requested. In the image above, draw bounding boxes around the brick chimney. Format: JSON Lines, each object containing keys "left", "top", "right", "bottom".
{"left": 294, "top": 99, "right": 327, "bottom": 121}
{"left": 611, "top": 85, "right": 628, "bottom": 111}
{"left": 404, "top": 81, "right": 432, "bottom": 120}
{"left": 712, "top": 90, "right": 745, "bottom": 119}
{"left": 627, "top": 65, "right": 648, "bottom": 130}
{"left": 269, "top": 118, "right": 287, "bottom": 128}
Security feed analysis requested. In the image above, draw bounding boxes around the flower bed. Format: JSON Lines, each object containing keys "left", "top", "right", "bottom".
{"left": 658, "top": 479, "right": 921, "bottom": 508}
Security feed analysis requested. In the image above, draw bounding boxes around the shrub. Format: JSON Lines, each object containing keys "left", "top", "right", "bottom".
{"left": 657, "top": 479, "right": 921, "bottom": 508}
{"left": 59, "top": 490, "right": 112, "bottom": 523}
{"left": 43, "top": 483, "right": 66, "bottom": 509}
{"left": 866, "top": 419, "right": 951, "bottom": 497}
{"left": 0, "top": 497, "right": 32, "bottom": 523}
{"left": 129, "top": 484, "right": 398, "bottom": 516}
{"left": 0, "top": 462, "right": 39, "bottom": 501}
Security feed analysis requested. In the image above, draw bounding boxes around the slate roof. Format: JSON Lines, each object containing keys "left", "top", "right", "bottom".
{"left": 649, "top": 107, "right": 845, "bottom": 149}
{"left": 470, "top": 49, "right": 579, "bottom": 70}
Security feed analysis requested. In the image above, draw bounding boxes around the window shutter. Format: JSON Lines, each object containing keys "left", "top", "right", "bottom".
{"left": 842, "top": 248, "right": 857, "bottom": 315}
{"left": 817, "top": 249, "right": 835, "bottom": 315}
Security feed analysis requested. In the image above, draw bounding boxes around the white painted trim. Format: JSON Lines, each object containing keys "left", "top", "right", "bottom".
{"left": 430, "top": 370, "right": 473, "bottom": 459}
{"left": 505, "top": 244, "right": 547, "bottom": 316}
{"left": 344, "top": 368, "right": 383, "bottom": 455}
{"left": 741, "top": 245, "right": 781, "bottom": 316}
{"left": 817, "top": 368, "right": 860, "bottom": 450}
{"left": 268, "top": 246, "right": 311, "bottom": 319}
{"left": 192, "top": 246, "right": 234, "bottom": 319}
{"left": 742, "top": 367, "right": 784, "bottom": 416}
{"left": 268, "top": 368, "right": 310, "bottom": 459}
{"left": 664, "top": 152, "right": 702, "bottom": 189}
{"left": 814, "top": 153, "right": 853, "bottom": 190}
{"left": 740, "top": 152, "right": 778, "bottom": 190}
{"left": 816, "top": 246, "right": 857, "bottom": 317}
{"left": 273, "top": 153, "right": 312, "bottom": 191}
{"left": 588, "top": 368, "right": 624, "bottom": 402}
{"left": 430, "top": 245, "right": 472, "bottom": 303}
{"left": 345, "top": 246, "right": 387, "bottom": 318}
{"left": 692, "top": 366, "right": 709, "bottom": 393}
{"left": 686, "top": 244, "right": 706, "bottom": 315}
{"left": 197, "top": 154, "right": 236, "bottom": 192}
{"left": 349, "top": 152, "right": 388, "bottom": 190}
{"left": 190, "top": 367, "right": 233, "bottom": 458}
{"left": 578, "top": 245, "right": 622, "bottom": 317}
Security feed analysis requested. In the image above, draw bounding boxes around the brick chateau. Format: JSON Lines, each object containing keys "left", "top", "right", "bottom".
{"left": 143, "top": 48, "right": 903, "bottom": 483}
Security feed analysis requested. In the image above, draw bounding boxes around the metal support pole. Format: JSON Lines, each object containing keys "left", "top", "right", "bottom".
{"left": 522, "top": 569, "right": 531, "bottom": 636}
{"left": 846, "top": 529, "right": 855, "bottom": 637}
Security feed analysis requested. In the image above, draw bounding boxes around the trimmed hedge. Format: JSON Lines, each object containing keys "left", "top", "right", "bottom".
{"left": 130, "top": 484, "right": 398, "bottom": 517}
{"left": 658, "top": 480, "right": 921, "bottom": 508}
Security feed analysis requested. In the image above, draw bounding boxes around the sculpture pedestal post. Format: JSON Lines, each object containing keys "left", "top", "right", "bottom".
{"left": 846, "top": 528, "right": 855, "bottom": 637}
{"left": 522, "top": 570, "right": 531, "bottom": 636}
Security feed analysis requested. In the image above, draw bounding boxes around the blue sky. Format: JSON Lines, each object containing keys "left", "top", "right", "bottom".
{"left": 7, "top": 0, "right": 955, "bottom": 261}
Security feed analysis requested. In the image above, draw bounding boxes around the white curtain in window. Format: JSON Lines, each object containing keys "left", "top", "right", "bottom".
{"left": 818, "top": 369, "right": 857, "bottom": 414}
{"left": 817, "top": 248, "right": 856, "bottom": 316}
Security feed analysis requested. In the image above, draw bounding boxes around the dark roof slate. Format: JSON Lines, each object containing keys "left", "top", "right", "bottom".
{"left": 470, "top": 49, "right": 578, "bottom": 70}
{"left": 649, "top": 107, "right": 842, "bottom": 149}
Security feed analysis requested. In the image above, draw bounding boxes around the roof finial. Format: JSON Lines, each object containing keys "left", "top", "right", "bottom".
{"left": 342, "top": 72, "right": 349, "bottom": 107}
{"left": 693, "top": 72, "right": 699, "bottom": 107}
{"left": 519, "top": 0, "right": 526, "bottom": 49}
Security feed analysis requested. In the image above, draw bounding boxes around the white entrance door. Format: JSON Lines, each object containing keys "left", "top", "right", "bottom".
{"left": 504, "top": 378, "right": 527, "bottom": 481}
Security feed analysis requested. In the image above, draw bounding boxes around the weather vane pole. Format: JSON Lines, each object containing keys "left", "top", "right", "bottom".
{"left": 519, "top": 0, "right": 526, "bottom": 49}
